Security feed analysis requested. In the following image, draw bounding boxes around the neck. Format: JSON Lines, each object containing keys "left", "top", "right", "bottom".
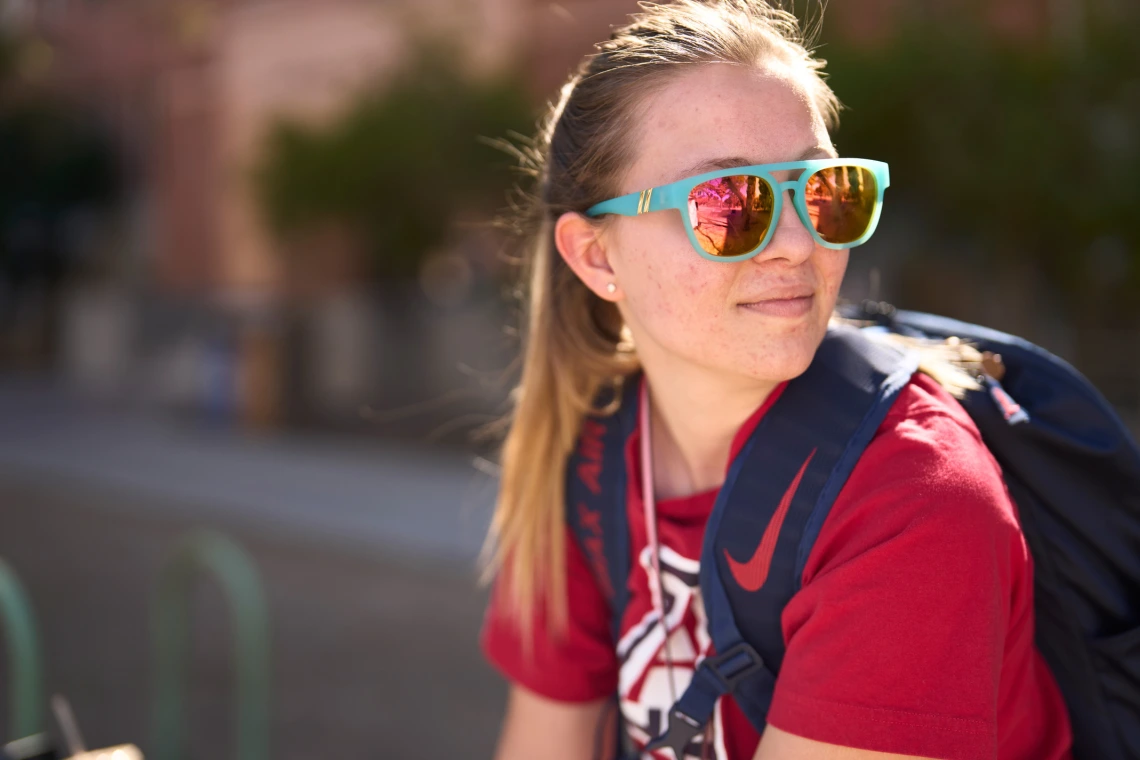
{"left": 641, "top": 356, "right": 780, "bottom": 501}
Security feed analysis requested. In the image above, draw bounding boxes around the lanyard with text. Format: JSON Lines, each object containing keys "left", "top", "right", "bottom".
{"left": 639, "top": 379, "right": 666, "bottom": 622}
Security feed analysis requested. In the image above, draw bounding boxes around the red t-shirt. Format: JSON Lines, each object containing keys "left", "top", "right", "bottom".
{"left": 482, "top": 372, "right": 1074, "bottom": 760}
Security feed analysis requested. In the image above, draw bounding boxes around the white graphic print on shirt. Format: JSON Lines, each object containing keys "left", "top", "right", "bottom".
{"left": 616, "top": 545, "right": 728, "bottom": 760}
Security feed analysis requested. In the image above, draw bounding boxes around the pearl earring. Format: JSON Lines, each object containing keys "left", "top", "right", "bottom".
{"left": 606, "top": 282, "right": 617, "bottom": 294}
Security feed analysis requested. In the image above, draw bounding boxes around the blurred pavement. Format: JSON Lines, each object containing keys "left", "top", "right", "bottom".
{"left": 0, "top": 378, "right": 499, "bottom": 566}
{"left": 0, "top": 378, "right": 507, "bottom": 758}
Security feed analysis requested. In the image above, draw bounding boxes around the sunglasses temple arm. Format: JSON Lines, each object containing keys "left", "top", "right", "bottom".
{"left": 586, "top": 191, "right": 643, "bottom": 218}
{"left": 644, "top": 186, "right": 669, "bottom": 214}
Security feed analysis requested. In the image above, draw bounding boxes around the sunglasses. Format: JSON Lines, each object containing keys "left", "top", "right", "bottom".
{"left": 585, "top": 158, "right": 889, "bottom": 262}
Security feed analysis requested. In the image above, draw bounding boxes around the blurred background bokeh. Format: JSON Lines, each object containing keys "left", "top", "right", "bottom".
{"left": 0, "top": 0, "right": 1136, "bottom": 757}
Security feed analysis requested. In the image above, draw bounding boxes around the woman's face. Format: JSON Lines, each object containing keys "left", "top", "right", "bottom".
{"left": 602, "top": 62, "right": 847, "bottom": 385}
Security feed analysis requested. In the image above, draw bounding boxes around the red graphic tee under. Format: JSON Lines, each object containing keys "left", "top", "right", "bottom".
{"left": 482, "top": 373, "right": 1074, "bottom": 760}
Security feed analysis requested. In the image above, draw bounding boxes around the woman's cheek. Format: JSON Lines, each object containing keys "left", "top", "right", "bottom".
{"left": 637, "top": 248, "right": 714, "bottom": 322}
{"left": 822, "top": 249, "right": 849, "bottom": 299}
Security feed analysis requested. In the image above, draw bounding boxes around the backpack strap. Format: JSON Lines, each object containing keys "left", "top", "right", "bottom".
{"left": 565, "top": 377, "right": 641, "bottom": 759}
{"left": 565, "top": 376, "right": 640, "bottom": 642}
{"left": 647, "top": 325, "right": 918, "bottom": 756}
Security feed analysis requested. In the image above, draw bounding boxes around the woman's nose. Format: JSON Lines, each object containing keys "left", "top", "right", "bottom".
{"left": 753, "top": 189, "right": 814, "bottom": 265}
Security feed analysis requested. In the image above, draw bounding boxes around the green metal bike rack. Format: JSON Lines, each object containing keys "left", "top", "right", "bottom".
{"left": 0, "top": 557, "right": 45, "bottom": 742}
{"left": 151, "top": 531, "right": 270, "bottom": 760}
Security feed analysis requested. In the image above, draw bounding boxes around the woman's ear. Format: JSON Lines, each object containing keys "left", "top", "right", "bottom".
{"left": 554, "top": 211, "right": 622, "bottom": 301}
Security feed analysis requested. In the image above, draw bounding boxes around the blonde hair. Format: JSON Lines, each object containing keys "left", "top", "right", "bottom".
{"left": 481, "top": 0, "right": 976, "bottom": 638}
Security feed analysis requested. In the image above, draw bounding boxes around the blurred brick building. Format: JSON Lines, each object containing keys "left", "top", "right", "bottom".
{"left": 18, "top": 0, "right": 521, "bottom": 299}
{"left": 3, "top": 0, "right": 538, "bottom": 425}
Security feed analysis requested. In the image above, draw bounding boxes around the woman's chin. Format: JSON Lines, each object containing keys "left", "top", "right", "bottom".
{"left": 741, "top": 329, "right": 827, "bottom": 383}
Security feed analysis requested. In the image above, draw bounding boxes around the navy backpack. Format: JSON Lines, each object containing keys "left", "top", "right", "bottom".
{"left": 566, "top": 302, "right": 1140, "bottom": 760}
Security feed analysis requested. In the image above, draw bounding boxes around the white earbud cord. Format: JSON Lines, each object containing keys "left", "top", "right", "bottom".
{"left": 639, "top": 380, "right": 679, "bottom": 709}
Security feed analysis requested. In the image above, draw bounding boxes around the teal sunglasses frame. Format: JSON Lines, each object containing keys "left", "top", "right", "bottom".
{"left": 585, "top": 158, "right": 890, "bottom": 262}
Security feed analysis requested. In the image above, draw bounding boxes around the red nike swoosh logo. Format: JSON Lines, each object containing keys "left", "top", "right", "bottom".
{"left": 724, "top": 449, "right": 816, "bottom": 592}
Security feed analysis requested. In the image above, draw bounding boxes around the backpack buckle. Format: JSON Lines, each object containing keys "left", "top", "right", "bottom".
{"left": 644, "top": 643, "right": 765, "bottom": 758}
{"left": 702, "top": 641, "right": 765, "bottom": 691}
{"left": 644, "top": 709, "right": 703, "bottom": 759}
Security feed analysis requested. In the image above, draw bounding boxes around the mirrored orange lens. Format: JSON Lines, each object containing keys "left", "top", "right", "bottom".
{"left": 803, "top": 166, "right": 878, "bottom": 244}
{"left": 687, "top": 175, "right": 775, "bottom": 257}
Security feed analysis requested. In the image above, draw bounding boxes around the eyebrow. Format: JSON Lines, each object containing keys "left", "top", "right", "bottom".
{"left": 671, "top": 145, "right": 836, "bottom": 183}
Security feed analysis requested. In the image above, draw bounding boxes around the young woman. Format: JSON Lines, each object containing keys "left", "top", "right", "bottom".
{"left": 479, "top": 2, "right": 1074, "bottom": 758}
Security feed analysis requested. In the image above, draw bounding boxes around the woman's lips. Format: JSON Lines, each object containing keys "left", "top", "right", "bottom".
{"left": 738, "top": 294, "right": 814, "bottom": 318}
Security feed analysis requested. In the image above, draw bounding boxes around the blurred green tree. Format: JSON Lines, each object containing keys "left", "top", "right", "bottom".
{"left": 0, "top": 33, "right": 119, "bottom": 287}
{"left": 821, "top": 6, "right": 1140, "bottom": 328}
{"left": 255, "top": 42, "right": 535, "bottom": 282}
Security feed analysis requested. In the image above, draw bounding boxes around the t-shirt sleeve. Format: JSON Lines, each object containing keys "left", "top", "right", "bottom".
{"left": 480, "top": 523, "right": 619, "bottom": 702}
{"left": 767, "top": 386, "right": 1026, "bottom": 760}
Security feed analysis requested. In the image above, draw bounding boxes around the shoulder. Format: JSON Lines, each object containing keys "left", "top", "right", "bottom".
{"left": 802, "top": 371, "right": 1025, "bottom": 585}
{"left": 878, "top": 370, "right": 986, "bottom": 458}
{"left": 864, "top": 370, "right": 1009, "bottom": 509}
